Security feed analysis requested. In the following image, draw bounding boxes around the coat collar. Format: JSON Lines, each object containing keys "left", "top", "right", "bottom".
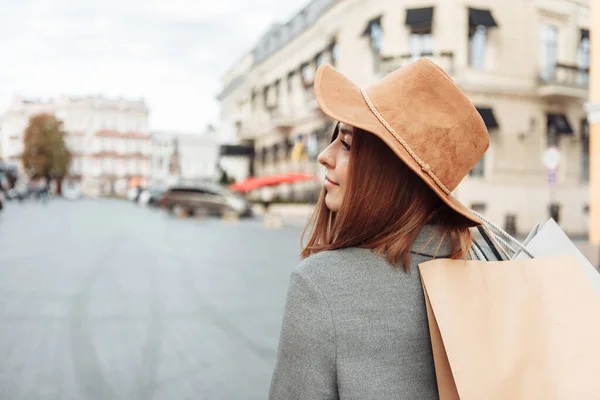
{"left": 410, "top": 224, "right": 453, "bottom": 258}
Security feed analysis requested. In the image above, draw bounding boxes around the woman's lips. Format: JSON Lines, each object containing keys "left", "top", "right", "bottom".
{"left": 324, "top": 177, "right": 339, "bottom": 187}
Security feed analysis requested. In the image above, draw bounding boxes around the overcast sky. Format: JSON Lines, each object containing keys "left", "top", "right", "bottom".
{"left": 0, "top": 0, "right": 308, "bottom": 132}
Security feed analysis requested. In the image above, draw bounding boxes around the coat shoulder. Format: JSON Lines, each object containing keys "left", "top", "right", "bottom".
{"left": 295, "top": 248, "right": 386, "bottom": 283}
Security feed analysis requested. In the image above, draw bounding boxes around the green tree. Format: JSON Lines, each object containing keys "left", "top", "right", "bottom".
{"left": 21, "top": 113, "right": 72, "bottom": 194}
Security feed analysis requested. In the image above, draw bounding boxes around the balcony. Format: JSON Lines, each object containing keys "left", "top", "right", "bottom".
{"left": 537, "top": 63, "right": 589, "bottom": 101}
{"left": 237, "top": 118, "right": 273, "bottom": 140}
{"left": 268, "top": 107, "right": 295, "bottom": 129}
{"left": 381, "top": 51, "right": 455, "bottom": 76}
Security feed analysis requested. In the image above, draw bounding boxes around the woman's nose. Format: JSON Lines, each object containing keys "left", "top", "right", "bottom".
{"left": 318, "top": 145, "right": 334, "bottom": 169}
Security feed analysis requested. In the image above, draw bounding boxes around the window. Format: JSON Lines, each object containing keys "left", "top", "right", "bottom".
{"left": 540, "top": 25, "right": 558, "bottom": 82}
{"left": 300, "top": 63, "right": 313, "bottom": 88}
{"left": 363, "top": 16, "right": 383, "bottom": 72}
{"left": 469, "top": 25, "right": 487, "bottom": 69}
{"left": 274, "top": 79, "right": 281, "bottom": 102}
{"left": 467, "top": 8, "right": 497, "bottom": 69}
{"left": 251, "top": 90, "right": 257, "bottom": 110}
{"left": 469, "top": 154, "right": 485, "bottom": 177}
{"left": 406, "top": 7, "right": 434, "bottom": 59}
{"left": 262, "top": 85, "right": 270, "bottom": 109}
{"left": 504, "top": 213, "right": 517, "bottom": 236}
{"left": 272, "top": 143, "right": 280, "bottom": 163}
{"left": 471, "top": 202, "right": 487, "bottom": 214}
{"left": 287, "top": 71, "right": 295, "bottom": 93}
{"left": 546, "top": 114, "right": 573, "bottom": 147}
{"left": 315, "top": 52, "right": 326, "bottom": 67}
{"left": 577, "top": 29, "right": 590, "bottom": 86}
{"left": 368, "top": 20, "right": 383, "bottom": 52}
{"left": 330, "top": 41, "right": 339, "bottom": 66}
{"left": 581, "top": 119, "right": 589, "bottom": 183}
{"left": 410, "top": 29, "right": 433, "bottom": 59}
{"left": 547, "top": 125, "right": 559, "bottom": 147}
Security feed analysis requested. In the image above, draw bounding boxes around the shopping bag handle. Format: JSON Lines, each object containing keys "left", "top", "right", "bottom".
{"left": 470, "top": 210, "right": 535, "bottom": 259}
{"left": 476, "top": 225, "right": 505, "bottom": 261}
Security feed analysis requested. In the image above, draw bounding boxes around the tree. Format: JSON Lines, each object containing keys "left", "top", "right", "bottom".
{"left": 22, "top": 113, "right": 72, "bottom": 195}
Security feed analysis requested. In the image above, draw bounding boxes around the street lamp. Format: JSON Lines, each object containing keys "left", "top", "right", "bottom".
{"left": 543, "top": 144, "right": 560, "bottom": 222}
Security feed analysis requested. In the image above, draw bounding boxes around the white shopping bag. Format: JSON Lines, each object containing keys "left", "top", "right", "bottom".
{"left": 513, "top": 218, "right": 600, "bottom": 293}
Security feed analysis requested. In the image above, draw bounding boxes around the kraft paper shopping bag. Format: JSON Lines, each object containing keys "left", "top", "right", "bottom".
{"left": 419, "top": 254, "right": 600, "bottom": 400}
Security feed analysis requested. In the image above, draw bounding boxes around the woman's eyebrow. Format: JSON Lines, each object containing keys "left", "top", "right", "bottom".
{"left": 339, "top": 126, "right": 353, "bottom": 135}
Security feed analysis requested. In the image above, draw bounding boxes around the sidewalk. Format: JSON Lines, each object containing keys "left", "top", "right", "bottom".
{"left": 252, "top": 203, "right": 315, "bottom": 229}
{"left": 574, "top": 240, "right": 599, "bottom": 267}
{"left": 259, "top": 203, "right": 599, "bottom": 267}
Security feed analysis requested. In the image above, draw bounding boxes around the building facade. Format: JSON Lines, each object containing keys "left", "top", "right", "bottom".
{"left": 218, "top": 0, "right": 591, "bottom": 236}
{"left": 0, "top": 95, "right": 150, "bottom": 197}
{"left": 149, "top": 129, "right": 221, "bottom": 187}
{"left": 586, "top": 0, "right": 599, "bottom": 245}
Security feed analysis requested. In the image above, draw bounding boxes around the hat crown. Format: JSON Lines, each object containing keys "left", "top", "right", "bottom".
{"left": 365, "top": 59, "right": 489, "bottom": 191}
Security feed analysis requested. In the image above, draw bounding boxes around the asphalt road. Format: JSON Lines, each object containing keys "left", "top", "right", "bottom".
{"left": 0, "top": 198, "right": 303, "bottom": 399}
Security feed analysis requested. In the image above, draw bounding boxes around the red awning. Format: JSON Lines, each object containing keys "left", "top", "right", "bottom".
{"left": 229, "top": 172, "right": 317, "bottom": 193}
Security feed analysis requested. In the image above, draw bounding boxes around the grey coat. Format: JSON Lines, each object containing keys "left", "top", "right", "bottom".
{"left": 269, "top": 225, "right": 476, "bottom": 400}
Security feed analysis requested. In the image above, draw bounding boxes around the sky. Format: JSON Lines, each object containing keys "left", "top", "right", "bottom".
{"left": 0, "top": 0, "right": 308, "bottom": 133}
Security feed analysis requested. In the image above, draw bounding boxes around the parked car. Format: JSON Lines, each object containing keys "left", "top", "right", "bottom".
{"left": 159, "top": 184, "right": 252, "bottom": 217}
{"left": 7, "top": 187, "right": 28, "bottom": 202}
{"left": 139, "top": 187, "right": 166, "bottom": 207}
{"left": 127, "top": 186, "right": 143, "bottom": 202}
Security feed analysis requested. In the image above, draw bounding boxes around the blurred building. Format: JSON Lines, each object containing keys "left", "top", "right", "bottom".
{"left": 216, "top": 53, "right": 258, "bottom": 185}
{"left": 218, "top": 0, "right": 591, "bottom": 235}
{"left": 0, "top": 95, "right": 150, "bottom": 197}
{"left": 586, "top": 1, "right": 599, "bottom": 245}
{"left": 149, "top": 128, "right": 220, "bottom": 187}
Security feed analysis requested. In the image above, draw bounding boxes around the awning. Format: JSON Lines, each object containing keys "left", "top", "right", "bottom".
{"left": 547, "top": 113, "right": 574, "bottom": 135}
{"left": 405, "top": 7, "right": 434, "bottom": 27}
{"left": 469, "top": 8, "right": 498, "bottom": 28}
{"left": 581, "top": 29, "right": 590, "bottom": 40}
{"left": 219, "top": 144, "right": 255, "bottom": 157}
{"left": 229, "top": 173, "right": 317, "bottom": 193}
{"left": 362, "top": 15, "right": 382, "bottom": 36}
{"left": 476, "top": 107, "right": 499, "bottom": 129}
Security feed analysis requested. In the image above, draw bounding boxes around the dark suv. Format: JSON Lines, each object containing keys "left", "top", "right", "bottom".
{"left": 159, "top": 185, "right": 252, "bottom": 218}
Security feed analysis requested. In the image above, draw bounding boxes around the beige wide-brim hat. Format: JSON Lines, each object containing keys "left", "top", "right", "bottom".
{"left": 314, "top": 59, "right": 489, "bottom": 226}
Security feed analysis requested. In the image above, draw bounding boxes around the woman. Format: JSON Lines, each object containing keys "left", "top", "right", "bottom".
{"left": 269, "top": 59, "right": 489, "bottom": 399}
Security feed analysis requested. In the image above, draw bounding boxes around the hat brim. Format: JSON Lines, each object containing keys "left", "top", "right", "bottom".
{"left": 314, "top": 64, "right": 482, "bottom": 226}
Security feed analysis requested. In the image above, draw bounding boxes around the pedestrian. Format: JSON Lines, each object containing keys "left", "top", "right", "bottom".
{"left": 269, "top": 59, "right": 489, "bottom": 399}
{"left": 261, "top": 186, "right": 274, "bottom": 214}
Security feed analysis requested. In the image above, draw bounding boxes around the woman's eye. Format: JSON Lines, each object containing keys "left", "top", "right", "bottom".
{"left": 341, "top": 139, "right": 351, "bottom": 150}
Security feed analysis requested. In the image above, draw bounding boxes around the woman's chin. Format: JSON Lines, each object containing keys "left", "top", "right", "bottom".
{"left": 324, "top": 194, "right": 340, "bottom": 213}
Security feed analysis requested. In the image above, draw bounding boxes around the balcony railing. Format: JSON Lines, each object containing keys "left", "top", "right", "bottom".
{"left": 381, "top": 51, "right": 455, "bottom": 76}
{"left": 539, "top": 63, "right": 589, "bottom": 87}
{"left": 538, "top": 63, "right": 589, "bottom": 100}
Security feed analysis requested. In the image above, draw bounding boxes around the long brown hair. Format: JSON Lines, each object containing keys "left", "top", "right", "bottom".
{"left": 301, "top": 125, "right": 472, "bottom": 270}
